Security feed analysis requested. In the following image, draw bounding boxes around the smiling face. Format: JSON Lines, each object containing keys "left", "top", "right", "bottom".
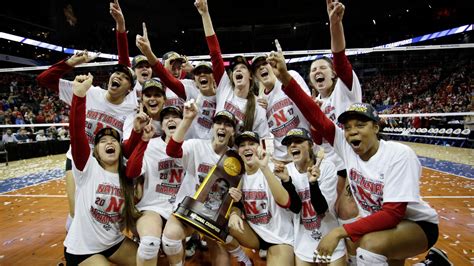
{"left": 237, "top": 139, "right": 259, "bottom": 167}
{"left": 95, "top": 135, "right": 121, "bottom": 167}
{"left": 212, "top": 118, "right": 235, "bottom": 147}
{"left": 142, "top": 89, "right": 165, "bottom": 116}
{"left": 107, "top": 71, "right": 132, "bottom": 100}
{"left": 253, "top": 58, "right": 276, "bottom": 88}
{"left": 165, "top": 59, "right": 184, "bottom": 78}
{"left": 309, "top": 58, "right": 336, "bottom": 97}
{"left": 194, "top": 69, "right": 216, "bottom": 96}
{"left": 343, "top": 118, "right": 380, "bottom": 161}
{"left": 134, "top": 62, "right": 152, "bottom": 84}
{"left": 161, "top": 112, "right": 182, "bottom": 137}
{"left": 286, "top": 138, "right": 312, "bottom": 165}
{"left": 232, "top": 64, "right": 252, "bottom": 89}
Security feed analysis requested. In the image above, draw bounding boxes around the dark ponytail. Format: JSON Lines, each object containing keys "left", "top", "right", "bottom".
{"left": 117, "top": 149, "right": 141, "bottom": 232}
{"left": 243, "top": 87, "right": 256, "bottom": 132}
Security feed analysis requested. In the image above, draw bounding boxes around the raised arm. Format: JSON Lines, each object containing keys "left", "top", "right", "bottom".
{"left": 267, "top": 41, "right": 337, "bottom": 145}
{"left": 70, "top": 74, "right": 94, "bottom": 171}
{"left": 327, "top": 0, "right": 353, "bottom": 88}
{"left": 36, "top": 51, "right": 99, "bottom": 92}
{"left": 195, "top": 0, "right": 225, "bottom": 84}
{"left": 126, "top": 121, "right": 155, "bottom": 178}
{"left": 122, "top": 103, "right": 150, "bottom": 158}
{"left": 253, "top": 147, "right": 290, "bottom": 208}
{"left": 110, "top": 0, "right": 130, "bottom": 66}
{"left": 136, "top": 23, "right": 187, "bottom": 99}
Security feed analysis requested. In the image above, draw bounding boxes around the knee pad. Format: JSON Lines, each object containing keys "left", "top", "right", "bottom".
{"left": 162, "top": 235, "right": 183, "bottom": 256}
{"left": 138, "top": 236, "right": 161, "bottom": 260}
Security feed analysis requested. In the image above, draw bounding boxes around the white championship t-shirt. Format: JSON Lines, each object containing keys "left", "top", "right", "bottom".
{"left": 59, "top": 79, "right": 137, "bottom": 157}
{"left": 333, "top": 129, "right": 439, "bottom": 224}
{"left": 241, "top": 164, "right": 293, "bottom": 246}
{"left": 64, "top": 154, "right": 125, "bottom": 254}
{"left": 287, "top": 161, "right": 345, "bottom": 262}
{"left": 136, "top": 137, "right": 185, "bottom": 219}
{"left": 216, "top": 73, "right": 270, "bottom": 137}
{"left": 316, "top": 71, "right": 362, "bottom": 171}
{"left": 262, "top": 70, "right": 311, "bottom": 161}
{"left": 172, "top": 139, "right": 223, "bottom": 206}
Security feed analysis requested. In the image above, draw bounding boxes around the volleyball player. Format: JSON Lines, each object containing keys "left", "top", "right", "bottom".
{"left": 126, "top": 104, "right": 185, "bottom": 266}
{"left": 268, "top": 46, "right": 440, "bottom": 266}
{"left": 64, "top": 73, "right": 138, "bottom": 265}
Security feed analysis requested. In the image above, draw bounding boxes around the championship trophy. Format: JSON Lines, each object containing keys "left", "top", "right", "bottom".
{"left": 174, "top": 149, "right": 245, "bottom": 243}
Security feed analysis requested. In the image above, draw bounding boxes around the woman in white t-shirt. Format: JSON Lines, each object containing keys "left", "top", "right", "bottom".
{"left": 64, "top": 74, "right": 138, "bottom": 265}
{"left": 36, "top": 50, "right": 138, "bottom": 233}
{"left": 268, "top": 48, "right": 440, "bottom": 265}
{"left": 136, "top": 16, "right": 220, "bottom": 140}
{"left": 162, "top": 103, "right": 252, "bottom": 266}
{"left": 126, "top": 105, "right": 184, "bottom": 266}
{"left": 251, "top": 54, "right": 312, "bottom": 163}
{"left": 280, "top": 128, "right": 345, "bottom": 265}
{"left": 309, "top": 1, "right": 362, "bottom": 226}
{"left": 228, "top": 131, "right": 302, "bottom": 266}
{"left": 192, "top": 0, "right": 269, "bottom": 137}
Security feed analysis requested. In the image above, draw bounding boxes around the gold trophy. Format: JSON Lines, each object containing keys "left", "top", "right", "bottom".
{"left": 174, "top": 149, "right": 244, "bottom": 243}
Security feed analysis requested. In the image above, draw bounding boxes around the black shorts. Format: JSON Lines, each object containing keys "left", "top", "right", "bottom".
{"left": 337, "top": 169, "right": 347, "bottom": 178}
{"left": 65, "top": 158, "right": 72, "bottom": 171}
{"left": 64, "top": 239, "right": 124, "bottom": 266}
{"left": 256, "top": 233, "right": 276, "bottom": 250}
{"left": 415, "top": 221, "right": 438, "bottom": 249}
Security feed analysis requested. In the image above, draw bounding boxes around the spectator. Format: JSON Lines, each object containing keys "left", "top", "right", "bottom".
{"left": 2, "top": 129, "right": 18, "bottom": 143}
{"left": 36, "top": 129, "right": 48, "bottom": 141}
{"left": 15, "top": 128, "right": 29, "bottom": 142}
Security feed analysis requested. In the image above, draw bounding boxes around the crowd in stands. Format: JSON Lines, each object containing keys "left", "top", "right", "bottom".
{"left": 0, "top": 53, "right": 472, "bottom": 138}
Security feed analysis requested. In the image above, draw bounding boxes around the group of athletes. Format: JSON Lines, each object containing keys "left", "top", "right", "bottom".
{"left": 35, "top": 0, "right": 446, "bottom": 265}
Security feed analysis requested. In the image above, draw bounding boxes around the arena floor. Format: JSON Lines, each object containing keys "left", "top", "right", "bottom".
{"left": 0, "top": 142, "right": 472, "bottom": 265}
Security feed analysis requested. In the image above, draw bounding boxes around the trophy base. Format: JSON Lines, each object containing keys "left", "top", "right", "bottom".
{"left": 174, "top": 196, "right": 229, "bottom": 243}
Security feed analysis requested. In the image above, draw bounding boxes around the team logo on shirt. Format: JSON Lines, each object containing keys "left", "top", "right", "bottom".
{"left": 298, "top": 189, "right": 325, "bottom": 231}
{"left": 349, "top": 169, "right": 383, "bottom": 213}
{"left": 243, "top": 190, "right": 272, "bottom": 224}
{"left": 267, "top": 98, "right": 300, "bottom": 138}
{"left": 197, "top": 100, "right": 216, "bottom": 129}
{"left": 165, "top": 97, "right": 185, "bottom": 108}
{"left": 90, "top": 183, "right": 124, "bottom": 231}
{"left": 85, "top": 110, "right": 125, "bottom": 145}
{"left": 156, "top": 159, "right": 184, "bottom": 197}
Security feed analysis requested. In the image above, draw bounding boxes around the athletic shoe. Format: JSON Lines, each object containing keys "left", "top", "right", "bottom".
{"left": 419, "top": 247, "right": 453, "bottom": 266}
{"left": 185, "top": 241, "right": 197, "bottom": 258}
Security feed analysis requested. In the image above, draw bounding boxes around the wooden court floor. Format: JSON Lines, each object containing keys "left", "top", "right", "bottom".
{"left": 0, "top": 155, "right": 473, "bottom": 265}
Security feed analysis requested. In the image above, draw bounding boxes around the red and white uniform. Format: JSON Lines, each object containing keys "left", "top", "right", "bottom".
{"left": 333, "top": 131, "right": 439, "bottom": 223}
{"left": 316, "top": 52, "right": 362, "bottom": 171}
{"left": 168, "top": 139, "right": 223, "bottom": 205}
{"left": 64, "top": 95, "right": 125, "bottom": 254}
{"left": 216, "top": 73, "right": 269, "bottom": 137}
{"left": 36, "top": 61, "right": 137, "bottom": 158}
{"left": 59, "top": 80, "right": 137, "bottom": 145}
{"left": 241, "top": 164, "right": 293, "bottom": 245}
{"left": 149, "top": 61, "right": 218, "bottom": 140}
{"left": 203, "top": 33, "right": 269, "bottom": 137}
{"left": 132, "top": 137, "right": 185, "bottom": 219}
{"left": 65, "top": 155, "right": 125, "bottom": 254}
{"left": 282, "top": 78, "right": 439, "bottom": 242}
{"left": 287, "top": 162, "right": 345, "bottom": 262}
{"left": 262, "top": 70, "right": 311, "bottom": 161}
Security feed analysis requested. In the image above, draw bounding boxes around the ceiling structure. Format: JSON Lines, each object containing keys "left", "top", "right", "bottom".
{"left": 0, "top": 0, "right": 472, "bottom": 66}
